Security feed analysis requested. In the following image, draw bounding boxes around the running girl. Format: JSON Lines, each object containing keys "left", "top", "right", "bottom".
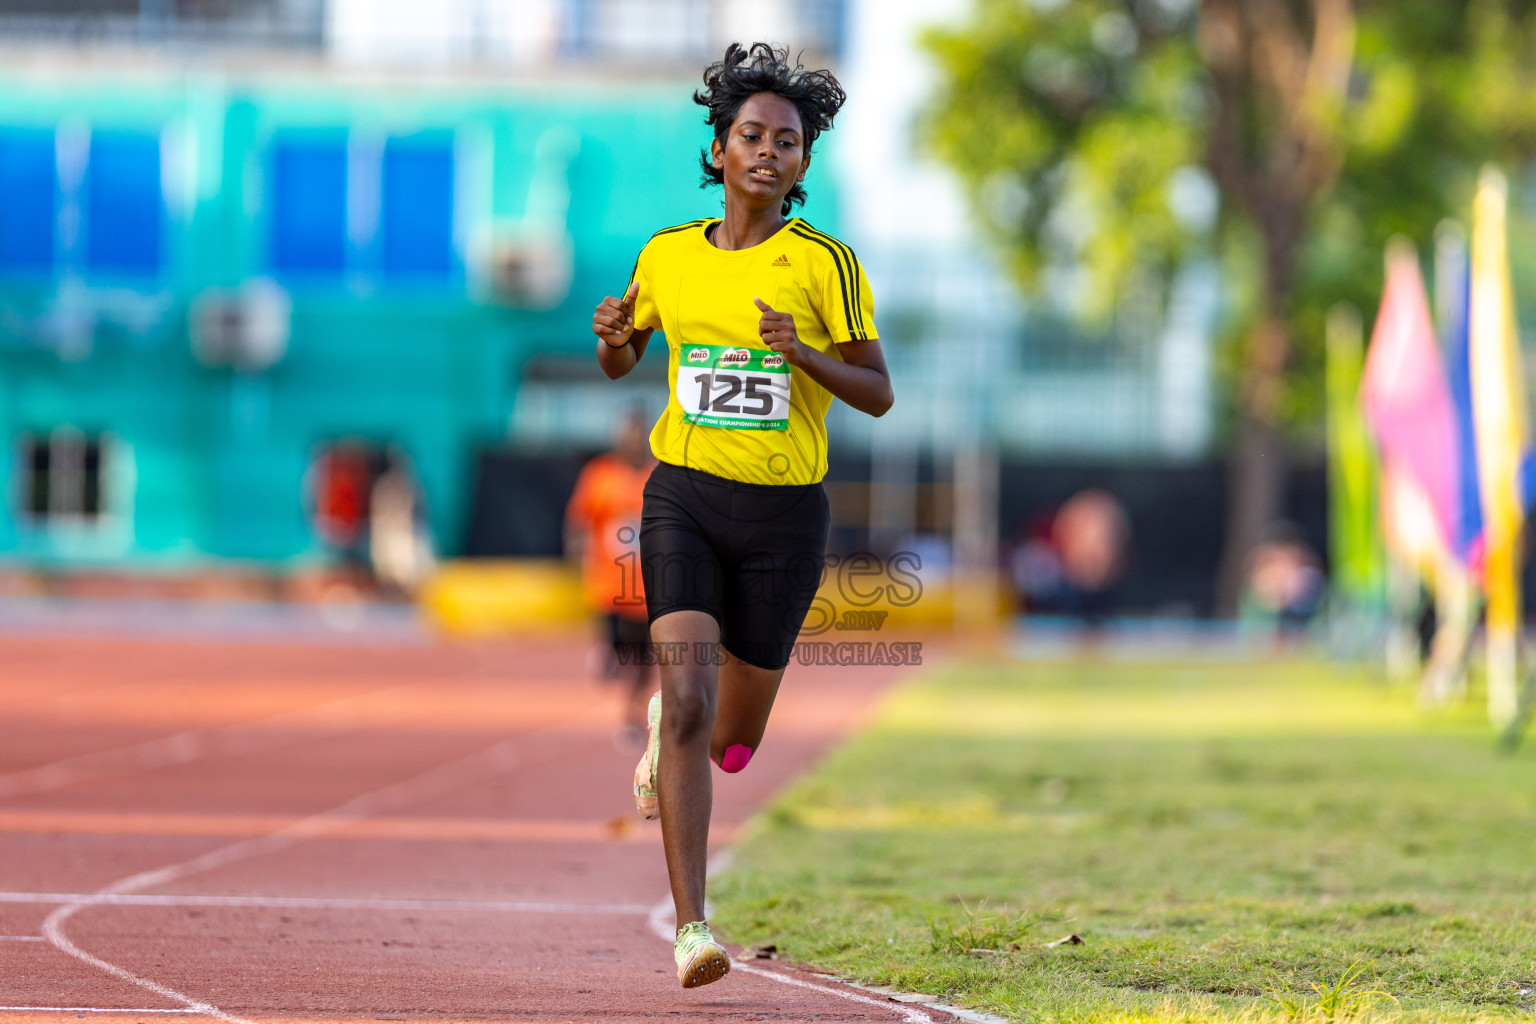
{"left": 591, "top": 42, "right": 893, "bottom": 989}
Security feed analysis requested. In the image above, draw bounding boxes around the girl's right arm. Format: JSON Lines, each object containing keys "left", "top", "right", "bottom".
{"left": 593, "top": 281, "right": 654, "bottom": 379}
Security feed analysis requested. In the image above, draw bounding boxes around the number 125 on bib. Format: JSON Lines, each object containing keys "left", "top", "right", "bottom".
{"left": 676, "top": 345, "right": 791, "bottom": 431}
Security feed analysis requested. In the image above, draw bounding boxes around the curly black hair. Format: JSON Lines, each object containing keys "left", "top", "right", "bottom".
{"left": 694, "top": 42, "right": 847, "bottom": 216}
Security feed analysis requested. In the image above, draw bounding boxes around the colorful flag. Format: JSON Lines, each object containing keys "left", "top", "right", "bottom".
{"left": 1325, "top": 305, "right": 1382, "bottom": 603}
{"left": 1440, "top": 243, "right": 1484, "bottom": 566}
{"left": 1360, "top": 239, "right": 1458, "bottom": 549}
{"left": 1469, "top": 166, "right": 1530, "bottom": 725}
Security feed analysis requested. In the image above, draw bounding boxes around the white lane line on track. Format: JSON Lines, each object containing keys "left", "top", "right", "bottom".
{"left": 642, "top": 781, "right": 1009, "bottom": 1024}
{"left": 733, "top": 965, "right": 938, "bottom": 1024}
{"left": 0, "top": 1009, "right": 201, "bottom": 1014}
{"left": 647, "top": 900, "right": 936, "bottom": 1024}
{"left": 44, "top": 697, "right": 602, "bottom": 1024}
{"left": 647, "top": 856, "right": 937, "bottom": 1024}
{"left": 41, "top": 909, "right": 253, "bottom": 1024}
{"left": 0, "top": 935, "right": 43, "bottom": 941}
{"left": 0, "top": 891, "right": 650, "bottom": 915}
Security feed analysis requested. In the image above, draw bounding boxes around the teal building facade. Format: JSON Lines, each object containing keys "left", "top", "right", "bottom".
{"left": 0, "top": 62, "right": 837, "bottom": 569}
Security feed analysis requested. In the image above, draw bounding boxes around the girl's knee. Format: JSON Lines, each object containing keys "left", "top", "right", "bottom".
{"left": 663, "top": 676, "right": 715, "bottom": 743}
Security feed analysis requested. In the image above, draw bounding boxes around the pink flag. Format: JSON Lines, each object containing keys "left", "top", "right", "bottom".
{"left": 1359, "top": 240, "right": 1459, "bottom": 547}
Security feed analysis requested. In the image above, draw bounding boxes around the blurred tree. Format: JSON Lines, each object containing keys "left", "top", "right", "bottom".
{"left": 923, "top": 0, "right": 1536, "bottom": 613}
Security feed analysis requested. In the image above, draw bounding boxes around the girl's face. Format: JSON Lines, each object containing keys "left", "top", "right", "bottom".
{"left": 710, "top": 91, "right": 809, "bottom": 213}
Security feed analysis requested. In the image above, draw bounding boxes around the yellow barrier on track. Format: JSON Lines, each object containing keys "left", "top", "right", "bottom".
{"left": 420, "top": 560, "right": 588, "bottom": 636}
{"left": 421, "top": 559, "right": 1010, "bottom": 637}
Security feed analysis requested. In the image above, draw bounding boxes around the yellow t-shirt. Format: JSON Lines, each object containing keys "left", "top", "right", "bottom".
{"left": 627, "top": 217, "right": 878, "bottom": 486}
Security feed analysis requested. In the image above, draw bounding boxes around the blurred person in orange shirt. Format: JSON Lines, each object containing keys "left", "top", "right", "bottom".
{"left": 566, "top": 409, "right": 656, "bottom": 745}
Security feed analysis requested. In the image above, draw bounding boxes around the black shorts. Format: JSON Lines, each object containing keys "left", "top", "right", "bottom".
{"left": 639, "top": 461, "right": 830, "bottom": 671}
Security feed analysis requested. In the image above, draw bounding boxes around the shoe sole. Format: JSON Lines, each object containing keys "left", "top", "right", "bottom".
{"left": 634, "top": 693, "right": 661, "bottom": 820}
{"left": 678, "top": 944, "right": 732, "bottom": 988}
{"left": 633, "top": 746, "right": 659, "bottom": 819}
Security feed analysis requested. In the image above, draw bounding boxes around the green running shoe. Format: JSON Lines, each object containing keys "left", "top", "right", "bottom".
{"left": 633, "top": 691, "right": 661, "bottom": 819}
{"left": 674, "top": 920, "right": 731, "bottom": 988}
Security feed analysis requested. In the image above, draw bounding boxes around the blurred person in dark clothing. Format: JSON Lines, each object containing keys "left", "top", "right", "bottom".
{"left": 1009, "top": 511, "right": 1065, "bottom": 613}
{"left": 1241, "top": 523, "right": 1325, "bottom": 634}
{"left": 1052, "top": 489, "right": 1131, "bottom": 624}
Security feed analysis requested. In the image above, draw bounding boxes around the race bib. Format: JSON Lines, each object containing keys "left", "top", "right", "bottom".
{"left": 676, "top": 344, "right": 791, "bottom": 430}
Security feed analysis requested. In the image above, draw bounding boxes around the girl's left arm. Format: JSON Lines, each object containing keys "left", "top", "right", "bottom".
{"left": 755, "top": 298, "right": 894, "bottom": 417}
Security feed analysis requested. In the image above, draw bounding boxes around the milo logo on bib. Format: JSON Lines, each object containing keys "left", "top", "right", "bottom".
{"left": 675, "top": 343, "right": 792, "bottom": 431}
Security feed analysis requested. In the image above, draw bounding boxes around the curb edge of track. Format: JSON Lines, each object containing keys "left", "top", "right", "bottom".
{"left": 650, "top": 870, "right": 1010, "bottom": 1024}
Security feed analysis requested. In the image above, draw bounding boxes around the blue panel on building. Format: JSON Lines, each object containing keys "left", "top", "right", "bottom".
{"left": 270, "top": 140, "right": 347, "bottom": 274}
{"left": 382, "top": 141, "right": 454, "bottom": 278}
{"left": 0, "top": 129, "right": 56, "bottom": 272}
{"left": 86, "top": 131, "right": 163, "bottom": 274}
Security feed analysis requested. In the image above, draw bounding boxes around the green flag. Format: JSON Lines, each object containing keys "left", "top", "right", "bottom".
{"left": 1326, "top": 303, "right": 1384, "bottom": 604}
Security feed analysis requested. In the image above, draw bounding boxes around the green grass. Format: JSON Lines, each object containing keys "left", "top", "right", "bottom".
{"left": 711, "top": 659, "right": 1536, "bottom": 1023}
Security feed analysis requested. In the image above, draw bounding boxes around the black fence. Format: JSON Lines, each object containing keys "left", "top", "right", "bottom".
{"left": 460, "top": 444, "right": 1331, "bottom": 619}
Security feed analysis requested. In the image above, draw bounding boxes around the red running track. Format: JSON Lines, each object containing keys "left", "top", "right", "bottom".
{"left": 0, "top": 631, "right": 962, "bottom": 1023}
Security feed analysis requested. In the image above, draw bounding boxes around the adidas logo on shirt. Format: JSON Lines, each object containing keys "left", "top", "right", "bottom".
{"left": 771, "top": 254, "right": 791, "bottom": 267}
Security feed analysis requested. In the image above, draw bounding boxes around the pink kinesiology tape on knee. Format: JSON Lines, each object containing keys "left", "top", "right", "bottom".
{"left": 718, "top": 744, "right": 753, "bottom": 773}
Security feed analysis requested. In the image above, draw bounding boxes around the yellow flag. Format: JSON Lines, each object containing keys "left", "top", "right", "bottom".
{"left": 1469, "top": 166, "right": 1529, "bottom": 725}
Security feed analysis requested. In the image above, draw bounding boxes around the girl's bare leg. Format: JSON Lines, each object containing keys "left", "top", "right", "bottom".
{"left": 648, "top": 612, "right": 789, "bottom": 927}
{"left": 711, "top": 648, "right": 785, "bottom": 770}
{"left": 649, "top": 609, "right": 721, "bottom": 927}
